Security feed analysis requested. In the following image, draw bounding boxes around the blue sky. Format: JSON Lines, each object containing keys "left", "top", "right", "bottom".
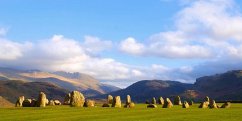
{"left": 1, "top": 0, "right": 242, "bottom": 88}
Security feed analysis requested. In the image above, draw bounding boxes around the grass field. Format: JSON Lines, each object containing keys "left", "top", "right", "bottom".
{"left": 0, "top": 103, "right": 241, "bottom": 121}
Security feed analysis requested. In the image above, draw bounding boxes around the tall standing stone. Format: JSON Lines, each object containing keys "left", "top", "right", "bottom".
{"left": 158, "top": 97, "right": 164, "bottom": 105}
{"left": 15, "top": 96, "right": 25, "bottom": 107}
{"left": 199, "top": 102, "right": 208, "bottom": 108}
{"left": 209, "top": 100, "right": 218, "bottom": 109}
{"left": 38, "top": 92, "right": 47, "bottom": 107}
{"left": 70, "top": 90, "right": 85, "bottom": 107}
{"left": 163, "top": 98, "right": 173, "bottom": 108}
{"left": 188, "top": 100, "right": 194, "bottom": 105}
{"left": 204, "top": 96, "right": 210, "bottom": 105}
{"left": 108, "top": 95, "right": 113, "bottom": 104}
{"left": 174, "top": 96, "right": 182, "bottom": 105}
{"left": 64, "top": 93, "right": 71, "bottom": 105}
{"left": 151, "top": 97, "right": 156, "bottom": 104}
{"left": 126, "top": 95, "right": 131, "bottom": 104}
{"left": 112, "top": 96, "right": 121, "bottom": 108}
{"left": 124, "top": 95, "right": 135, "bottom": 108}
{"left": 182, "top": 101, "right": 189, "bottom": 108}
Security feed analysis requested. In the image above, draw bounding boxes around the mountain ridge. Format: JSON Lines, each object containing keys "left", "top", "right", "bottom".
{"left": 97, "top": 70, "right": 242, "bottom": 102}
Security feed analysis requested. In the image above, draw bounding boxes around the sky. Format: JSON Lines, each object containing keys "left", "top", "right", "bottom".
{"left": 1, "top": 0, "right": 242, "bottom": 88}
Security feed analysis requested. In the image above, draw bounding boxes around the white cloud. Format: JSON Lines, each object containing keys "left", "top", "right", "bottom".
{"left": 0, "top": 35, "right": 143, "bottom": 81}
{"left": 120, "top": 37, "right": 145, "bottom": 55}
{"left": 83, "top": 36, "right": 112, "bottom": 53}
{"left": 0, "top": 38, "right": 31, "bottom": 60}
{"left": 119, "top": 0, "right": 242, "bottom": 60}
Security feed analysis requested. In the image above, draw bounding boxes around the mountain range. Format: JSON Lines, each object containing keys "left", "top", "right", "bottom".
{"left": 1, "top": 67, "right": 242, "bottom": 104}
{"left": 98, "top": 70, "right": 242, "bottom": 102}
{"left": 0, "top": 67, "right": 120, "bottom": 102}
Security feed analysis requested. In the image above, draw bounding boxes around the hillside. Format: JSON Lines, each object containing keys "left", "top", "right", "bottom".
{"left": 100, "top": 80, "right": 193, "bottom": 102}
{"left": 0, "top": 80, "right": 68, "bottom": 103}
{"left": 194, "top": 70, "right": 242, "bottom": 100}
{"left": 0, "top": 67, "right": 120, "bottom": 97}
{"left": 100, "top": 70, "right": 242, "bottom": 102}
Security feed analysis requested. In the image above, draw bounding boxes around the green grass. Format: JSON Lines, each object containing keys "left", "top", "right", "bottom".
{"left": 0, "top": 104, "right": 241, "bottom": 121}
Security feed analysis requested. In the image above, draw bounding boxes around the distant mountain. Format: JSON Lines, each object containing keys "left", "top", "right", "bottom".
{"left": 194, "top": 70, "right": 242, "bottom": 100}
{"left": 98, "top": 80, "right": 193, "bottom": 103}
{"left": 0, "top": 67, "right": 120, "bottom": 98}
{"left": 0, "top": 80, "right": 68, "bottom": 103}
{"left": 98, "top": 70, "right": 242, "bottom": 102}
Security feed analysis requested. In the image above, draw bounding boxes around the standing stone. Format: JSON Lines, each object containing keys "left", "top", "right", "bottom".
{"left": 147, "top": 104, "right": 157, "bottom": 108}
{"left": 112, "top": 96, "right": 121, "bottom": 108}
{"left": 126, "top": 95, "right": 131, "bottom": 105}
{"left": 102, "top": 103, "right": 110, "bottom": 107}
{"left": 151, "top": 97, "right": 156, "bottom": 104}
{"left": 158, "top": 97, "right": 164, "bottom": 105}
{"left": 204, "top": 96, "right": 210, "bottom": 105}
{"left": 46, "top": 99, "right": 49, "bottom": 105}
{"left": 199, "top": 102, "right": 208, "bottom": 108}
{"left": 124, "top": 95, "right": 134, "bottom": 108}
{"left": 221, "top": 102, "right": 231, "bottom": 108}
{"left": 108, "top": 95, "right": 113, "bottom": 104}
{"left": 64, "top": 93, "right": 71, "bottom": 105}
{"left": 31, "top": 99, "right": 37, "bottom": 107}
{"left": 70, "top": 90, "right": 85, "bottom": 107}
{"left": 188, "top": 100, "right": 194, "bottom": 105}
{"left": 49, "top": 100, "right": 55, "bottom": 106}
{"left": 163, "top": 98, "right": 173, "bottom": 108}
{"left": 182, "top": 101, "right": 189, "bottom": 108}
{"left": 38, "top": 92, "right": 47, "bottom": 107}
{"left": 22, "top": 99, "right": 32, "bottom": 107}
{"left": 209, "top": 100, "right": 218, "bottom": 109}
{"left": 84, "top": 100, "right": 95, "bottom": 107}
{"left": 174, "top": 96, "right": 182, "bottom": 105}
{"left": 124, "top": 102, "right": 135, "bottom": 108}
{"left": 54, "top": 100, "right": 62, "bottom": 105}
{"left": 205, "top": 96, "right": 210, "bottom": 102}
{"left": 15, "top": 96, "right": 25, "bottom": 107}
